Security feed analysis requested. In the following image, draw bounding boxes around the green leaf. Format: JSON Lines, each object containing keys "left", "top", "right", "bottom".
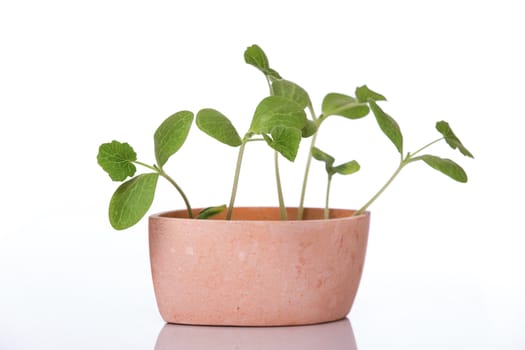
{"left": 414, "top": 155, "right": 468, "bottom": 183}
{"left": 311, "top": 147, "right": 335, "bottom": 166}
{"left": 436, "top": 121, "right": 474, "bottom": 158}
{"left": 109, "top": 173, "right": 159, "bottom": 230}
{"left": 154, "top": 110, "right": 194, "bottom": 167}
{"left": 244, "top": 44, "right": 269, "bottom": 70}
{"left": 311, "top": 147, "right": 335, "bottom": 174}
{"left": 369, "top": 100, "right": 403, "bottom": 155}
{"left": 263, "top": 126, "right": 302, "bottom": 161}
{"left": 196, "top": 109, "right": 242, "bottom": 147}
{"left": 333, "top": 160, "right": 360, "bottom": 175}
{"left": 272, "top": 80, "right": 311, "bottom": 109}
{"left": 321, "top": 93, "right": 370, "bottom": 119}
{"left": 355, "top": 85, "right": 386, "bottom": 103}
{"left": 97, "top": 141, "right": 137, "bottom": 181}
{"left": 244, "top": 44, "right": 281, "bottom": 80}
{"left": 197, "top": 205, "right": 227, "bottom": 219}
{"left": 250, "top": 96, "right": 306, "bottom": 134}
{"left": 302, "top": 119, "right": 317, "bottom": 138}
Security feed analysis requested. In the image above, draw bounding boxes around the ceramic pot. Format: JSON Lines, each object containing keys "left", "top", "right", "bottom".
{"left": 149, "top": 207, "right": 370, "bottom": 326}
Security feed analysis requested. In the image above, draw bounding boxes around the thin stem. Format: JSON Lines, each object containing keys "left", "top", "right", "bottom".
{"left": 297, "top": 115, "right": 324, "bottom": 219}
{"left": 133, "top": 161, "right": 193, "bottom": 218}
{"left": 308, "top": 102, "right": 317, "bottom": 122}
{"left": 411, "top": 137, "right": 444, "bottom": 157}
{"left": 274, "top": 151, "right": 287, "bottom": 220}
{"left": 159, "top": 169, "right": 194, "bottom": 219}
{"left": 353, "top": 161, "right": 407, "bottom": 217}
{"left": 226, "top": 141, "right": 247, "bottom": 220}
{"left": 297, "top": 132, "right": 318, "bottom": 219}
{"left": 133, "top": 161, "right": 157, "bottom": 172}
{"left": 325, "top": 175, "right": 333, "bottom": 219}
{"left": 246, "top": 138, "right": 265, "bottom": 142}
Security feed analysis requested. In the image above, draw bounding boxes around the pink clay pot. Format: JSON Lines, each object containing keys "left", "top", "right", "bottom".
{"left": 149, "top": 207, "right": 370, "bottom": 326}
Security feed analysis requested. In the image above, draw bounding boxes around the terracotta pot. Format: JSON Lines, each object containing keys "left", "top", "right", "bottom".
{"left": 149, "top": 207, "right": 370, "bottom": 326}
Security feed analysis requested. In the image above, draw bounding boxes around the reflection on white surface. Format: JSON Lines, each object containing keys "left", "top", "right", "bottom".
{"left": 154, "top": 318, "right": 357, "bottom": 350}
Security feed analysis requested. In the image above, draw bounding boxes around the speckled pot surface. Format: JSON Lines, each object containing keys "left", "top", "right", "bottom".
{"left": 149, "top": 207, "right": 370, "bottom": 326}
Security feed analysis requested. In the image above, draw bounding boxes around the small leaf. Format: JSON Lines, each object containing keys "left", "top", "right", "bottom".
{"left": 263, "top": 126, "right": 302, "bottom": 161}
{"left": 311, "top": 147, "right": 335, "bottom": 174}
{"left": 196, "top": 109, "right": 242, "bottom": 147}
{"left": 311, "top": 147, "right": 335, "bottom": 166}
{"left": 272, "top": 80, "right": 310, "bottom": 109}
{"left": 244, "top": 44, "right": 270, "bottom": 70}
{"left": 369, "top": 100, "right": 403, "bottom": 155}
{"left": 436, "top": 121, "right": 474, "bottom": 158}
{"left": 97, "top": 141, "right": 137, "bottom": 181}
{"left": 414, "top": 155, "right": 468, "bottom": 183}
{"left": 154, "top": 111, "right": 194, "bottom": 167}
{"left": 302, "top": 119, "right": 317, "bottom": 138}
{"left": 322, "top": 93, "right": 370, "bottom": 119}
{"left": 197, "top": 205, "right": 227, "bottom": 219}
{"left": 355, "top": 85, "right": 386, "bottom": 103}
{"left": 109, "top": 173, "right": 159, "bottom": 230}
{"left": 250, "top": 96, "right": 306, "bottom": 134}
{"left": 333, "top": 160, "right": 360, "bottom": 175}
{"left": 244, "top": 45, "right": 282, "bottom": 80}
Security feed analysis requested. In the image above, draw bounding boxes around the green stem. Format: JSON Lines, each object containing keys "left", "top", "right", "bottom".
{"left": 325, "top": 175, "right": 333, "bottom": 219}
{"left": 274, "top": 151, "right": 287, "bottom": 220}
{"left": 297, "top": 117, "right": 322, "bottom": 219}
{"left": 265, "top": 74, "right": 288, "bottom": 219}
{"left": 159, "top": 169, "right": 194, "bottom": 219}
{"left": 353, "top": 160, "right": 407, "bottom": 217}
{"left": 134, "top": 161, "right": 193, "bottom": 218}
{"left": 411, "top": 137, "right": 444, "bottom": 157}
{"left": 266, "top": 75, "right": 274, "bottom": 95}
{"left": 226, "top": 140, "right": 247, "bottom": 220}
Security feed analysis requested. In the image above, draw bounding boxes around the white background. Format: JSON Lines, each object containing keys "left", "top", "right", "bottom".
{"left": 1, "top": 0, "right": 523, "bottom": 349}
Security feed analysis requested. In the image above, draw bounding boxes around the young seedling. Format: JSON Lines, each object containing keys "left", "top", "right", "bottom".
{"left": 97, "top": 111, "right": 224, "bottom": 230}
{"left": 196, "top": 96, "right": 307, "bottom": 220}
{"left": 352, "top": 102, "right": 474, "bottom": 216}
{"left": 196, "top": 45, "right": 316, "bottom": 220}
{"left": 97, "top": 44, "right": 473, "bottom": 230}
{"left": 311, "top": 147, "right": 360, "bottom": 219}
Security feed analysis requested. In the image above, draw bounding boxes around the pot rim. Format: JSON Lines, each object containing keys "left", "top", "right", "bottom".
{"left": 149, "top": 207, "right": 370, "bottom": 223}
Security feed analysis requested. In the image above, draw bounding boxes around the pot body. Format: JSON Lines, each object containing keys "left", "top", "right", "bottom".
{"left": 149, "top": 207, "right": 370, "bottom": 326}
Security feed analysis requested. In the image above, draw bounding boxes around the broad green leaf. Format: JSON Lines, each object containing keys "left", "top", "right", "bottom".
{"left": 97, "top": 141, "right": 137, "bottom": 181}
{"left": 413, "top": 155, "right": 468, "bottom": 183}
{"left": 369, "top": 100, "right": 403, "bottom": 155}
{"left": 250, "top": 96, "right": 306, "bottom": 134}
{"left": 263, "top": 126, "right": 302, "bottom": 161}
{"left": 109, "top": 173, "right": 159, "bottom": 230}
{"left": 355, "top": 85, "right": 386, "bottom": 103}
{"left": 302, "top": 119, "right": 317, "bottom": 138}
{"left": 333, "top": 160, "right": 360, "bottom": 175}
{"left": 196, "top": 109, "right": 242, "bottom": 147}
{"left": 154, "top": 111, "right": 194, "bottom": 167}
{"left": 436, "top": 121, "right": 474, "bottom": 158}
{"left": 311, "top": 147, "right": 335, "bottom": 174}
{"left": 321, "top": 93, "right": 370, "bottom": 119}
{"left": 272, "top": 80, "right": 310, "bottom": 109}
{"left": 197, "top": 205, "right": 227, "bottom": 219}
{"left": 244, "top": 45, "right": 281, "bottom": 80}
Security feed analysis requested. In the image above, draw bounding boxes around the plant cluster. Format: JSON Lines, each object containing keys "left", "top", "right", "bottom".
{"left": 97, "top": 45, "right": 473, "bottom": 229}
